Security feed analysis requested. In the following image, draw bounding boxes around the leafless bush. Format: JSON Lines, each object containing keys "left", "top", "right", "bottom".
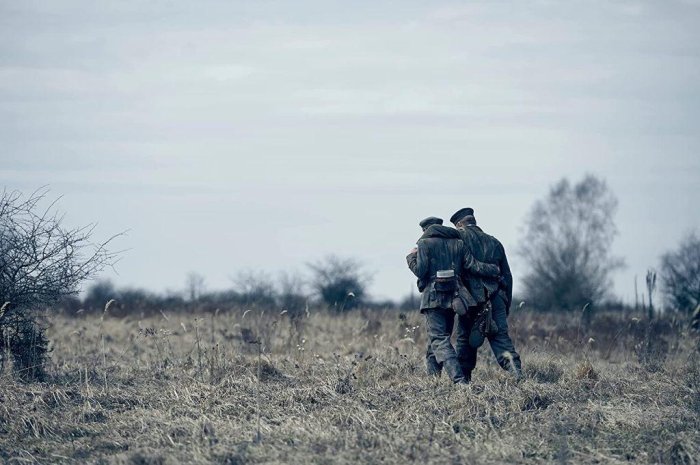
{"left": 308, "top": 255, "right": 372, "bottom": 311}
{"left": 0, "top": 188, "right": 120, "bottom": 379}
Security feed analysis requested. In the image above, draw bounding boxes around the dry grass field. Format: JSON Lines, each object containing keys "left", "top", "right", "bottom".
{"left": 1, "top": 306, "right": 698, "bottom": 465}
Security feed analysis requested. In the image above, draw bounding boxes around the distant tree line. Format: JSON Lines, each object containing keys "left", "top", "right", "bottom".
{"left": 56, "top": 255, "right": 393, "bottom": 317}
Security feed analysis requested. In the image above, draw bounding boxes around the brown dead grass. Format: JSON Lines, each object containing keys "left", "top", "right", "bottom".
{"left": 0, "top": 308, "right": 698, "bottom": 464}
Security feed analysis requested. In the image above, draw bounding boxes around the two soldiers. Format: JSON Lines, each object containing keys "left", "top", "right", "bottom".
{"left": 406, "top": 208, "right": 522, "bottom": 384}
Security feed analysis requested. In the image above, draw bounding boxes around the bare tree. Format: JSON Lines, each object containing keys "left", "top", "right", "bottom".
{"left": 277, "top": 271, "right": 307, "bottom": 315}
{"left": 518, "top": 175, "right": 624, "bottom": 311}
{"left": 307, "top": 255, "right": 371, "bottom": 311}
{"left": 233, "top": 270, "right": 277, "bottom": 308}
{"left": 185, "top": 272, "right": 206, "bottom": 302}
{"left": 660, "top": 231, "right": 700, "bottom": 314}
{"left": 0, "top": 188, "right": 120, "bottom": 379}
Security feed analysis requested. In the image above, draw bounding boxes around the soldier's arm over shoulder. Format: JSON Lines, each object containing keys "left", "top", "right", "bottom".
{"left": 498, "top": 242, "right": 513, "bottom": 303}
{"left": 406, "top": 241, "right": 430, "bottom": 279}
{"left": 461, "top": 245, "right": 499, "bottom": 278}
{"left": 406, "top": 250, "right": 418, "bottom": 277}
{"left": 498, "top": 242, "right": 512, "bottom": 279}
{"left": 414, "top": 242, "right": 430, "bottom": 280}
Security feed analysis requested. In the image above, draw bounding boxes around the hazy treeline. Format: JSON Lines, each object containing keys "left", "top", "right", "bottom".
{"left": 56, "top": 258, "right": 403, "bottom": 317}
{"left": 55, "top": 273, "right": 637, "bottom": 318}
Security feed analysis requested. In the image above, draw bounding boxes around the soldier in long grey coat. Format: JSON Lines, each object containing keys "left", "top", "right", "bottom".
{"left": 407, "top": 218, "right": 500, "bottom": 384}
{"left": 450, "top": 207, "right": 522, "bottom": 381}
{"left": 411, "top": 217, "right": 447, "bottom": 377}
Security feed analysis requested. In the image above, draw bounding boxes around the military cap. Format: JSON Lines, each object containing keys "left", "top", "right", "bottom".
{"left": 450, "top": 208, "right": 475, "bottom": 225}
{"left": 419, "top": 216, "right": 443, "bottom": 229}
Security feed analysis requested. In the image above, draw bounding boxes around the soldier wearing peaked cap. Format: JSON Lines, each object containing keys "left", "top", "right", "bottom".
{"left": 406, "top": 217, "right": 500, "bottom": 384}
{"left": 419, "top": 216, "right": 443, "bottom": 229}
{"left": 451, "top": 207, "right": 522, "bottom": 381}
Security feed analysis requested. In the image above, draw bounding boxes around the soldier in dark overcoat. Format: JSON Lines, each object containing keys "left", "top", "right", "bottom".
{"left": 450, "top": 208, "right": 522, "bottom": 381}
{"left": 407, "top": 217, "right": 500, "bottom": 383}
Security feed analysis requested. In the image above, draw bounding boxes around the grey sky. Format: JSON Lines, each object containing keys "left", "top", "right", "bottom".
{"left": 1, "top": 0, "right": 699, "bottom": 304}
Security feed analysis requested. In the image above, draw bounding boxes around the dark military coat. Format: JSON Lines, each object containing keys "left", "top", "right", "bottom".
{"left": 406, "top": 225, "right": 500, "bottom": 311}
{"left": 458, "top": 225, "right": 513, "bottom": 309}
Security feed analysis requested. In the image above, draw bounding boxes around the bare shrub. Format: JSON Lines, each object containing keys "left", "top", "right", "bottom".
{"left": 0, "top": 188, "right": 120, "bottom": 380}
{"left": 307, "top": 255, "right": 371, "bottom": 311}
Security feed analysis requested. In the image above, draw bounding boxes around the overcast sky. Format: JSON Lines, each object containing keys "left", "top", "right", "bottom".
{"left": 1, "top": 0, "right": 699, "bottom": 304}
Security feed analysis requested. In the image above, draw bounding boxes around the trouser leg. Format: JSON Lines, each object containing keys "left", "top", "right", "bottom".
{"left": 455, "top": 311, "right": 479, "bottom": 381}
{"left": 424, "top": 308, "right": 465, "bottom": 383}
{"left": 488, "top": 295, "right": 522, "bottom": 375}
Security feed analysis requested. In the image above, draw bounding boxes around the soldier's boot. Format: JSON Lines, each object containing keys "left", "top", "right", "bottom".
{"left": 457, "top": 359, "right": 474, "bottom": 380}
{"left": 463, "top": 369, "right": 472, "bottom": 383}
{"left": 443, "top": 358, "right": 467, "bottom": 384}
{"left": 427, "top": 361, "right": 442, "bottom": 377}
{"left": 426, "top": 352, "right": 442, "bottom": 377}
{"left": 504, "top": 359, "right": 523, "bottom": 381}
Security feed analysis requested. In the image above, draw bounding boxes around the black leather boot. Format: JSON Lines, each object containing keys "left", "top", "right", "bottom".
{"left": 444, "top": 358, "right": 467, "bottom": 384}
{"left": 463, "top": 370, "right": 472, "bottom": 383}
